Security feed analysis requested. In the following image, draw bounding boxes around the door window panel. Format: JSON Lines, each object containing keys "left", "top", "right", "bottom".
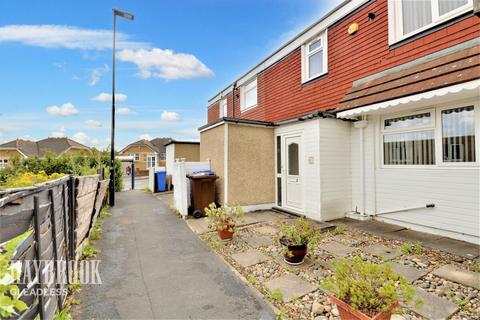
{"left": 288, "top": 143, "right": 299, "bottom": 175}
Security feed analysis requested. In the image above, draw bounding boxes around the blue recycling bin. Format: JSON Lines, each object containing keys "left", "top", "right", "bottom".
{"left": 156, "top": 171, "right": 166, "bottom": 192}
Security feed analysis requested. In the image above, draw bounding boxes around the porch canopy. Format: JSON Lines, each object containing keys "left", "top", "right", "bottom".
{"left": 336, "top": 44, "right": 480, "bottom": 119}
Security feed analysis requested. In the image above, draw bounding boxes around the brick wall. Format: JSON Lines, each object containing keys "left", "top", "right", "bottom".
{"left": 207, "top": 0, "right": 480, "bottom": 123}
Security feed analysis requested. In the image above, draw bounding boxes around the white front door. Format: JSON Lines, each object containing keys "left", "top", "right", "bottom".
{"left": 285, "top": 136, "right": 302, "bottom": 210}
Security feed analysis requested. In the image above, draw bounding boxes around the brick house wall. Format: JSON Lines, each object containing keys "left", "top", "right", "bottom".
{"left": 207, "top": 0, "right": 480, "bottom": 123}
{"left": 119, "top": 145, "right": 158, "bottom": 173}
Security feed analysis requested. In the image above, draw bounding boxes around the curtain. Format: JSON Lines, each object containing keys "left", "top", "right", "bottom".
{"left": 438, "top": 0, "right": 468, "bottom": 16}
{"left": 402, "top": 0, "right": 433, "bottom": 35}
{"left": 384, "top": 130, "right": 435, "bottom": 165}
{"left": 442, "top": 106, "right": 476, "bottom": 162}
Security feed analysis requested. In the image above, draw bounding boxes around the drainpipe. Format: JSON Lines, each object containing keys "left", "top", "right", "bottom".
{"left": 232, "top": 82, "right": 237, "bottom": 119}
{"left": 354, "top": 116, "right": 368, "bottom": 216}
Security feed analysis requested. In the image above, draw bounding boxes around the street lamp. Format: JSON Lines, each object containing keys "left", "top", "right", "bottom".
{"left": 110, "top": 8, "right": 134, "bottom": 206}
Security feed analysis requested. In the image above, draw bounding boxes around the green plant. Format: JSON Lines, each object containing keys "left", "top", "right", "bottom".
{"left": 90, "top": 221, "right": 102, "bottom": 241}
{"left": 267, "top": 288, "right": 283, "bottom": 303}
{"left": 321, "top": 256, "right": 422, "bottom": 315}
{"left": 99, "top": 206, "right": 111, "bottom": 218}
{"left": 205, "top": 203, "right": 244, "bottom": 233}
{"left": 247, "top": 275, "right": 258, "bottom": 285}
{"left": 400, "top": 241, "right": 423, "bottom": 255}
{"left": 0, "top": 231, "right": 31, "bottom": 317}
{"left": 333, "top": 226, "right": 346, "bottom": 235}
{"left": 277, "top": 218, "right": 321, "bottom": 256}
{"left": 275, "top": 307, "right": 288, "bottom": 320}
{"left": 82, "top": 241, "right": 100, "bottom": 259}
{"left": 0, "top": 171, "right": 65, "bottom": 189}
{"left": 143, "top": 186, "right": 152, "bottom": 193}
{"left": 53, "top": 307, "right": 73, "bottom": 320}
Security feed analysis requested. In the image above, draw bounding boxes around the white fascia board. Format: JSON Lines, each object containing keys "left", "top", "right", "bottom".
{"left": 208, "top": 0, "right": 369, "bottom": 105}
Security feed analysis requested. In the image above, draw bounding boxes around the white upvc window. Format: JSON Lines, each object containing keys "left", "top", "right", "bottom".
{"left": 0, "top": 159, "right": 8, "bottom": 169}
{"left": 302, "top": 31, "right": 328, "bottom": 83}
{"left": 388, "top": 0, "right": 473, "bottom": 44}
{"left": 219, "top": 98, "right": 227, "bottom": 117}
{"left": 147, "top": 154, "right": 157, "bottom": 168}
{"left": 381, "top": 101, "right": 478, "bottom": 167}
{"left": 129, "top": 153, "right": 140, "bottom": 161}
{"left": 240, "top": 78, "right": 257, "bottom": 112}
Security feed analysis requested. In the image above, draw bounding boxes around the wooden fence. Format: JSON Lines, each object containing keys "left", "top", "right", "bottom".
{"left": 0, "top": 174, "right": 109, "bottom": 320}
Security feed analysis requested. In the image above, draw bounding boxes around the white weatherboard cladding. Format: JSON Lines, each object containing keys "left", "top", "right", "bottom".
{"left": 165, "top": 144, "right": 175, "bottom": 176}
{"left": 319, "top": 118, "right": 352, "bottom": 220}
{"left": 350, "top": 110, "right": 480, "bottom": 244}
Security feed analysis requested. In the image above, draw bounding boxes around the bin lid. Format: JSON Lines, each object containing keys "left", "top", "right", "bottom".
{"left": 187, "top": 173, "right": 218, "bottom": 180}
{"left": 192, "top": 169, "right": 214, "bottom": 175}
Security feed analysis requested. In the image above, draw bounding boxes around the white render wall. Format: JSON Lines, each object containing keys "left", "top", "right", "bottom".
{"left": 350, "top": 110, "right": 480, "bottom": 244}
{"left": 165, "top": 144, "right": 175, "bottom": 176}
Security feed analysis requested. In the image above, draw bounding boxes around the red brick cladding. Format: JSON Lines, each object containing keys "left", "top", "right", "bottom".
{"left": 207, "top": 0, "right": 480, "bottom": 123}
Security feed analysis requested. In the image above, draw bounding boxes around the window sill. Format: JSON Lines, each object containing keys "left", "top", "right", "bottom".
{"left": 240, "top": 104, "right": 257, "bottom": 113}
{"left": 301, "top": 72, "right": 329, "bottom": 87}
{"left": 389, "top": 11, "right": 473, "bottom": 50}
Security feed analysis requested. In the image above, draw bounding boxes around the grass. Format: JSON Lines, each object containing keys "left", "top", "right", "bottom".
{"left": 143, "top": 186, "right": 152, "bottom": 192}
{"left": 247, "top": 275, "right": 258, "bottom": 285}
{"left": 333, "top": 226, "right": 346, "bottom": 235}
{"left": 401, "top": 241, "right": 423, "bottom": 255}
{"left": 267, "top": 288, "right": 283, "bottom": 303}
{"left": 82, "top": 240, "right": 101, "bottom": 259}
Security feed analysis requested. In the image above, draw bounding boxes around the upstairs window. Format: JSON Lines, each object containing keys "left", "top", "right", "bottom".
{"left": 240, "top": 78, "right": 257, "bottom": 111}
{"left": 389, "top": 0, "right": 472, "bottom": 44}
{"left": 302, "top": 32, "right": 328, "bottom": 83}
{"left": 219, "top": 98, "right": 227, "bottom": 118}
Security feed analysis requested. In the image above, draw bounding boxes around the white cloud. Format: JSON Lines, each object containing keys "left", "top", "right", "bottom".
{"left": 0, "top": 25, "right": 147, "bottom": 50}
{"left": 117, "top": 48, "right": 213, "bottom": 80}
{"left": 90, "top": 138, "right": 99, "bottom": 146}
{"left": 92, "top": 92, "right": 127, "bottom": 102}
{"left": 139, "top": 133, "right": 153, "bottom": 140}
{"left": 46, "top": 103, "right": 79, "bottom": 116}
{"left": 73, "top": 132, "right": 89, "bottom": 144}
{"left": 161, "top": 111, "right": 181, "bottom": 122}
{"left": 89, "top": 64, "right": 109, "bottom": 86}
{"left": 51, "top": 125, "right": 66, "bottom": 137}
{"left": 117, "top": 107, "right": 136, "bottom": 115}
{"left": 85, "top": 119, "right": 102, "bottom": 127}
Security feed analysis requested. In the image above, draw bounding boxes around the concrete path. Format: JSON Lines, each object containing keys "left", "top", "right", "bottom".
{"left": 71, "top": 190, "right": 274, "bottom": 319}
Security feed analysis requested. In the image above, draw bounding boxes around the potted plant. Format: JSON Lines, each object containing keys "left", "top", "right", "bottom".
{"left": 277, "top": 218, "right": 320, "bottom": 265}
{"left": 322, "top": 256, "right": 421, "bottom": 320}
{"left": 205, "top": 203, "right": 244, "bottom": 240}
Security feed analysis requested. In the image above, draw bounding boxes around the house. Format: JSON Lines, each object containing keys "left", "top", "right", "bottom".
{"left": 199, "top": 0, "right": 480, "bottom": 244}
{"left": 119, "top": 137, "right": 172, "bottom": 176}
{"left": 0, "top": 137, "right": 91, "bottom": 168}
{"left": 165, "top": 140, "right": 200, "bottom": 176}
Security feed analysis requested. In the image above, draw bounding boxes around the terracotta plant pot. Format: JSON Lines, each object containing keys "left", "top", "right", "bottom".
{"left": 280, "top": 238, "right": 307, "bottom": 265}
{"left": 217, "top": 222, "right": 234, "bottom": 240}
{"left": 329, "top": 296, "right": 396, "bottom": 320}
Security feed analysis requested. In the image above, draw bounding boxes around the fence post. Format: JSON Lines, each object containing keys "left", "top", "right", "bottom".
{"left": 62, "top": 183, "right": 70, "bottom": 285}
{"left": 49, "top": 189, "right": 63, "bottom": 310}
{"left": 68, "top": 176, "right": 76, "bottom": 261}
{"left": 33, "top": 196, "right": 46, "bottom": 320}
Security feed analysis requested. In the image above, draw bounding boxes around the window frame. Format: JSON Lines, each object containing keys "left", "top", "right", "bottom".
{"left": 0, "top": 159, "right": 8, "bottom": 169}
{"left": 219, "top": 98, "right": 227, "bottom": 118}
{"left": 381, "top": 108, "right": 437, "bottom": 167}
{"left": 146, "top": 153, "right": 157, "bottom": 168}
{"left": 240, "top": 78, "right": 258, "bottom": 112}
{"left": 379, "top": 100, "right": 479, "bottom": 168}
{"left": 301, "top": 30, "right": 328, "bottom": 83}
{"left": 388, "top": 0, "right": 473, "bottom": 45}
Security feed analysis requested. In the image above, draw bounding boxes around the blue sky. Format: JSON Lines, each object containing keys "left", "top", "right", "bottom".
{"left": 0, "top": 0, "right": 340, "bottom": 149}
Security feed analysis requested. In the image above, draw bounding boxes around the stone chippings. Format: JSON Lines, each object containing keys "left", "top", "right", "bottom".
{"left": 194, "top": 216, "right": 480, "bottom": 320}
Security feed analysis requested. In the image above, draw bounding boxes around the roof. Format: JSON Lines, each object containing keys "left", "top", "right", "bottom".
{"left": 0, "top": 137, "right": 90, "bottom": 157}
{"left": 335, "top": 44, "right": 480, "bottom": 113}
{"left": 164, "top": 140, "right": 200, "bottom": 147}
{"left": 208, "top": 0, "right": 370, "bottom": 104}
{"left": 121, "top": 137, "right": 172, "bottom": 154}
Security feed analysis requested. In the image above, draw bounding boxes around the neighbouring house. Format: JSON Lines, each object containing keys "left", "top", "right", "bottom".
{"left": 119, "top": 137, "right": 172, "bottom": 176}
{"left": 199, "top": 0, "right": 480, "bottom": 244}
{"left": 0, "top": 137, "right": 91, "bottom": 168}
{"left": 165, "top": 140, "right": 200, "bottom": 176}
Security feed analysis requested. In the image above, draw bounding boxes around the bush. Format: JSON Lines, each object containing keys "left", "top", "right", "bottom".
{"left": 321, "top": 256, "right": 421, "bottom": 315}
{"left": 0, "top": 171, "right": 65, "bottom": 189}
{"left": 0, "top": 150, "right": 123, "bottom": 191}
{"left": 205, "top": 203, "right": 244, "bottom": 232}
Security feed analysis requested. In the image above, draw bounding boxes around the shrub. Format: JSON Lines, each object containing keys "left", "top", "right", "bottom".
{"left": 400, "top": 241, "right": 423, "bottom": 255}
{"left": 277, "top": 218, "right": 322, "bottom": 256}
{"left": 205, "top": 203, "right": 244, "bottom": 233}
{"left": 321, "top": 256, "right": 421, "bottom": 315}
{"left": 0, "top": 171, "right": 65, "bottom": 189}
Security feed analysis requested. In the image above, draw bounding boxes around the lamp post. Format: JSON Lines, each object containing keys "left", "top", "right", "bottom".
{"left": 110, "top": 8, "right": 134, "bottom": 206}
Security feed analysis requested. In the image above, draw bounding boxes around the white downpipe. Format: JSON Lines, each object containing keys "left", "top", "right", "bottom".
{"left": 354, "top": 117, "right": 368, "bottom": 216}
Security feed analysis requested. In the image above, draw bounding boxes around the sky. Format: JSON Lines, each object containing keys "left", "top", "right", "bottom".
{"left": 0, "top": 0, "right": 340, "bottom": 150}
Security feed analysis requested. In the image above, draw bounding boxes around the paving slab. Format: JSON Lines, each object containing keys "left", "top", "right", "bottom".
{"left": 274, "top": 256, "right": 314, "bottom": 270}
{"left": 355, "top": 220, "right": 406, "bottom": 234}
{"left": 231, "top": 249, "right": 271, "bottom": 267}
{"left": 244, "top": 235, "right": 274, "bottom": 248}
{"left": 423, "top": 237, "right": 480, "bottom": 259}
{"left": 363, "top": 244, "right": 402, "bottom": 260}
{"left": 432, "top": 264, "right": 480, "bottom": 289}
{"left": 254, "top": 225, "right": 279, "bottom": 236}
{"left": 249, "top": 211, "right": 290, "bottom": 223}
{"left": 264, "top": 273, "right": 316, "bottom": 302}
{"left": 386, "top": 229, "right": 443, "bottom": 243}
{"left": 407, "top": 288, "right": 458, "bottom": 319}
{"left": 185, "top": 218, "right": 210, "bottom": 234}
{"left": 321, "top": 241, "right": 355, "bottom": 257}
{"left": 388, "top": 262, "right": 427, "bottom": 283}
